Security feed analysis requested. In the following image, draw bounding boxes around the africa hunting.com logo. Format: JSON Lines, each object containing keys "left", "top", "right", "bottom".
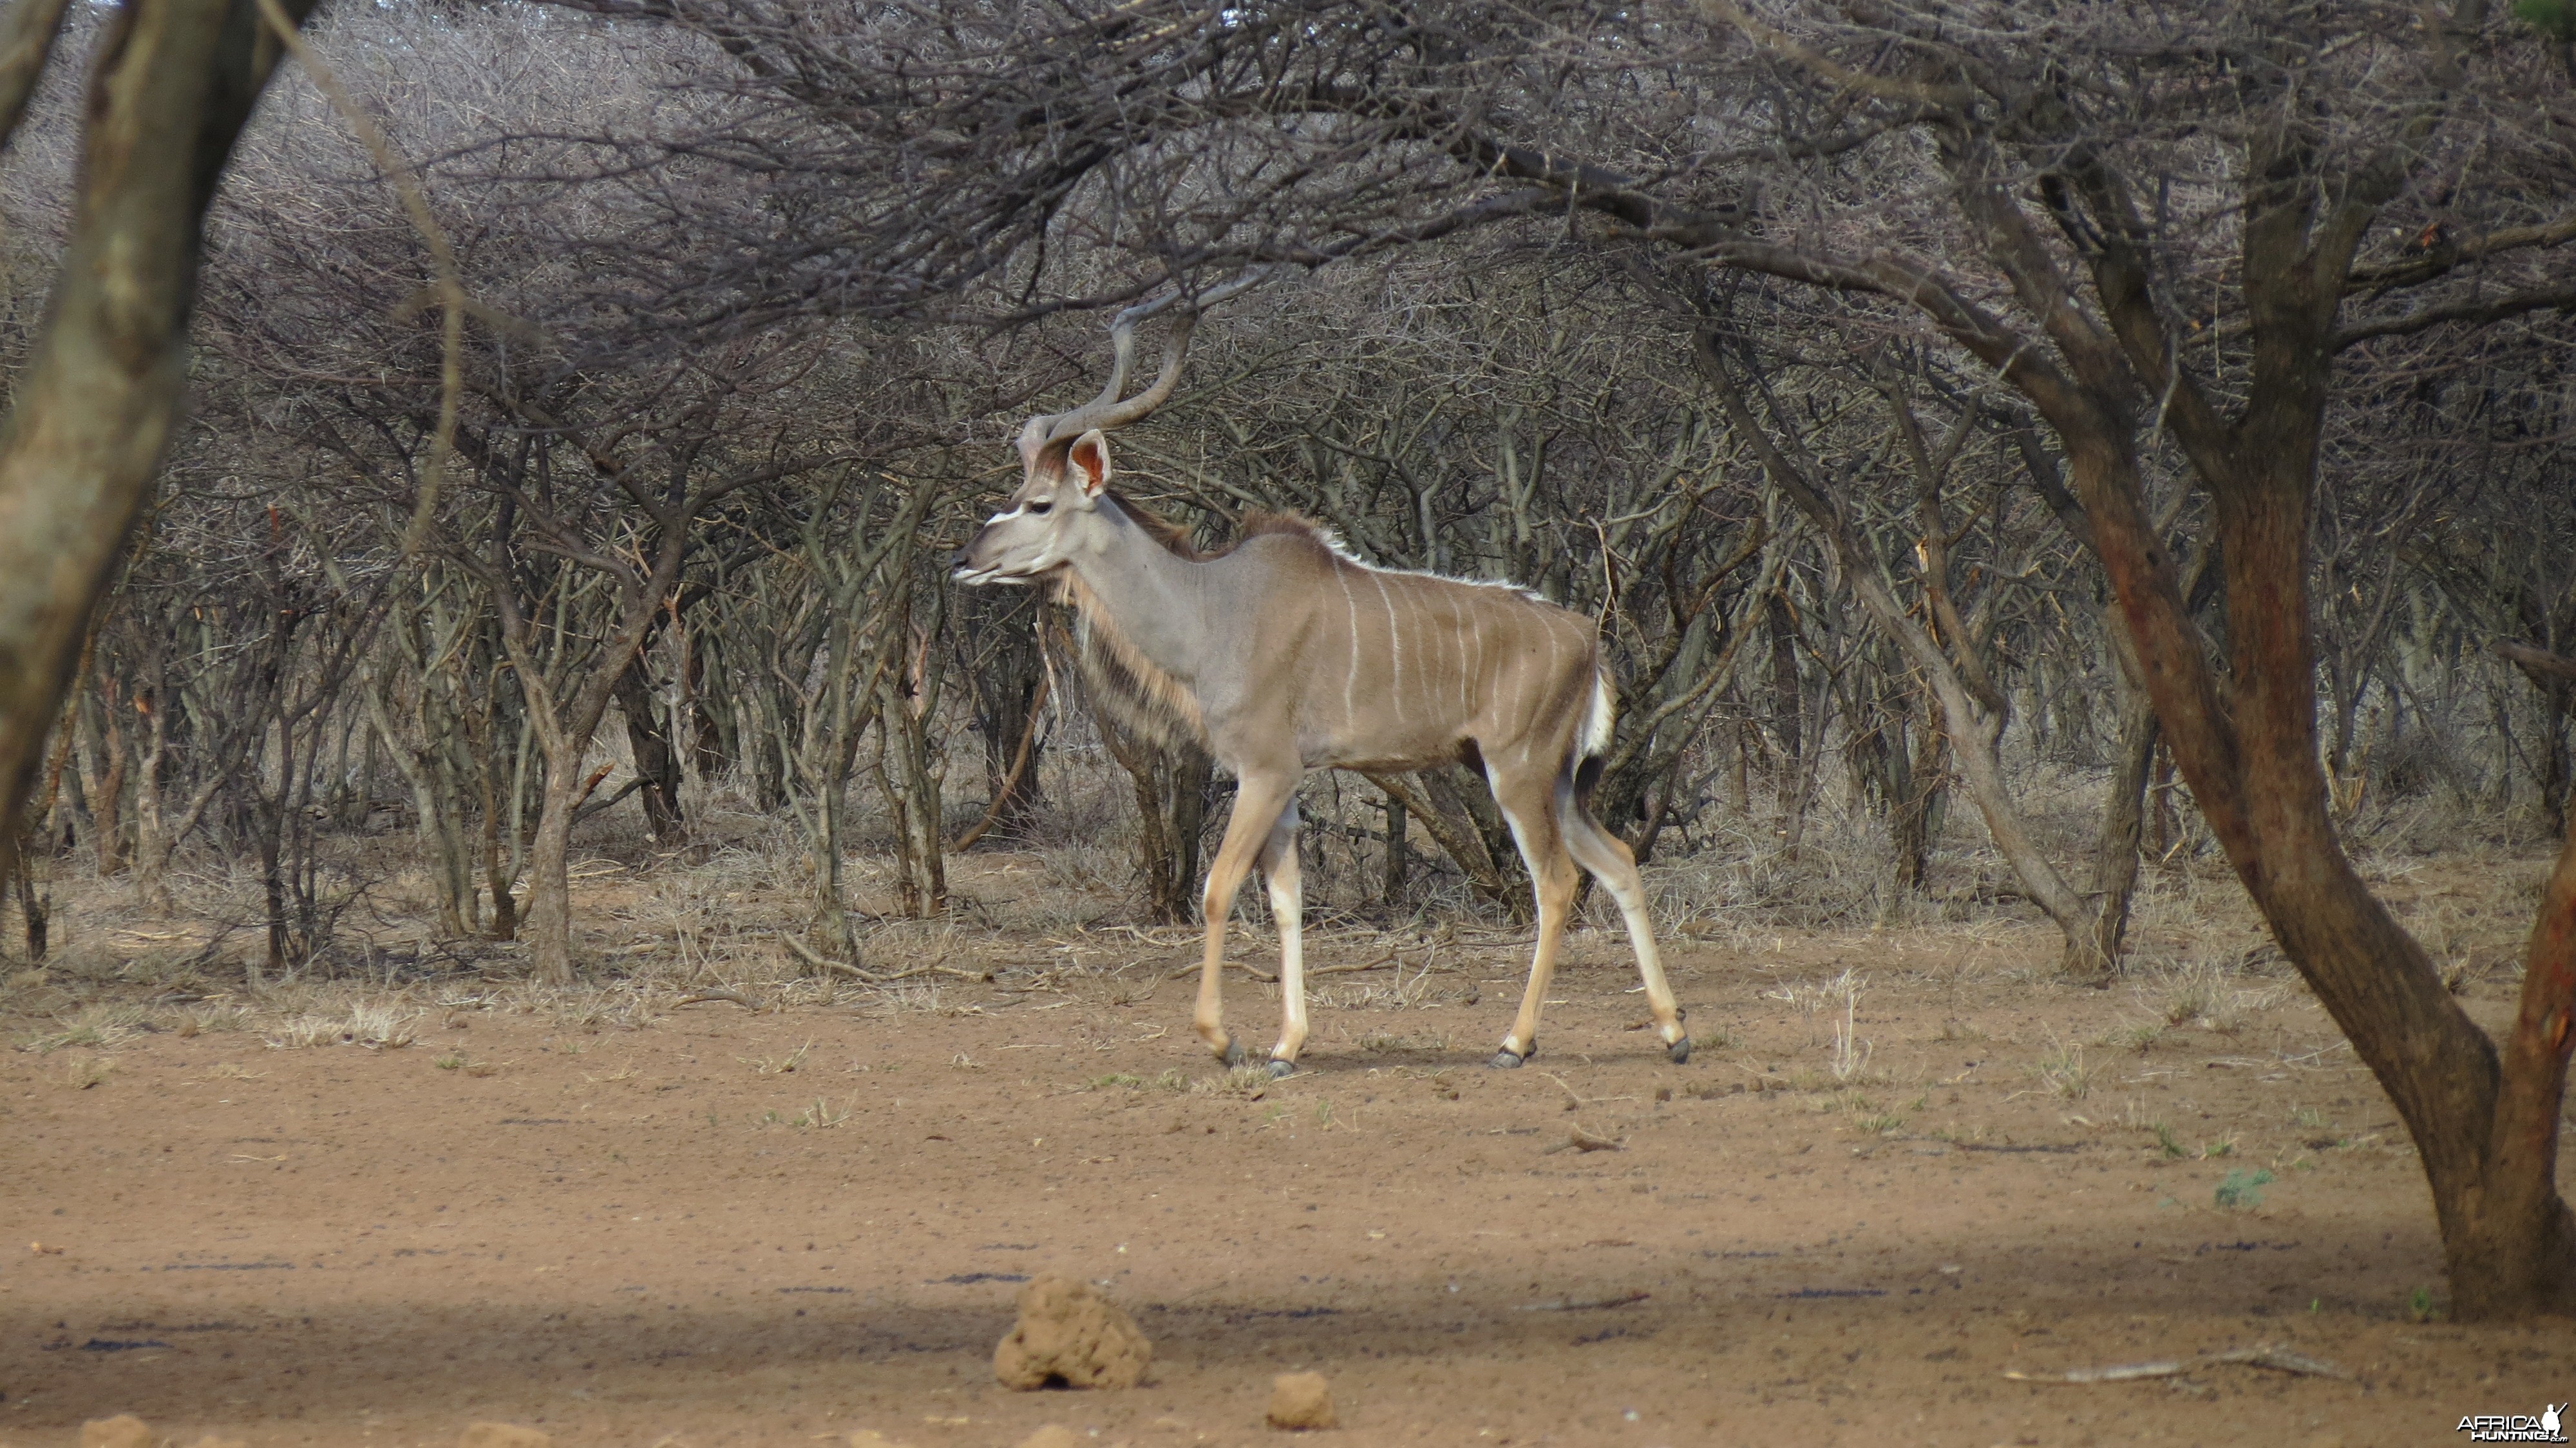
{"left": 2458, "top": 1404, "right": 2568, "bottom": 1443}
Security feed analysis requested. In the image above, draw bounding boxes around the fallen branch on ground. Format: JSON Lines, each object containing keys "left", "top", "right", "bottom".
{"left": 1541, "top": 1123, "right": 1627, "bottom": 1154}
{"left": 779, "top": 932, "right": 869, "bottom": 978}
{"left": 676, "top": 988, "right": 757, "bottom": 1009}
{"left": 1164, "top": 960, "right": 1283, "bottom": 982}
{"left": 871, "top": 963, "right": 995, "bottom": 984}
{"left": 1515, "top": 1290, "right": 1649, "bottom": 1311}
{"left": 1157, "top": 951, "right": 1419, "bottom": 984}
{"left": 779, "top": 931, "right": 990, "bottom": 984}
{"left": 2003, "top": 1343, "right": 2350, "bottom": 1384}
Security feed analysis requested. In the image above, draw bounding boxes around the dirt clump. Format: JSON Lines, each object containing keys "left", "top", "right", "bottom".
{"left": 78, "top": 1418, "right": 154, "bottom": 1448}
{"left": 992, "top": 1273, "right": 1153, "bottom": 1390}
{"left": 1015, "top": 1427, "right": 1083, "bottom": 1448}
{"left": 1266, "top": 1371, "right": 1337, "bottom": 1430}
{"left": 846, "top": 1431, "right": 916, "bottom": 1448}
{"left": 457, "top": 1425, "right": 552, "bottom": 1448}
{"left": 181, "top": 1439, "right": 247, "bottom": 1448}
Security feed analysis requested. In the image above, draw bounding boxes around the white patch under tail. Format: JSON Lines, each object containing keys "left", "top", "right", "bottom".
{"left": 1579, "top": 671, "right": 1615, "bottom": 761}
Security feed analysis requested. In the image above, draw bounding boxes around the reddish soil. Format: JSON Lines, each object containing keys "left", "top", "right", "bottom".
{"left": 2, "top": 854, "right": 2568, "bottom": 1448}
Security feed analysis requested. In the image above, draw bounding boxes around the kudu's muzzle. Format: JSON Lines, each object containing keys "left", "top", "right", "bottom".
{"left": 948, "top": 524, "right": 992, "bottom": 580}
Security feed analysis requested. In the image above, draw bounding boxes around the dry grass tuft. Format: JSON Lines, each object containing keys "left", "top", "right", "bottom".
{"left": 2140, "top": 957, "right": 2286, "bottom": 1035}
{"left": 19, "top": 1002, "right": 152, "bottom": 1054}
{"left": 741, "top": 1041, "right": 813, "bottom": 1075}
{"left": 265, "top": 1002, "right": 419, "bottom": 1050}
{"left": 59, "top": 1054, "right": 117, "bottom": 1089}
{"left": 2029, "top": 1034, "right": 2101, "bottom": 1100}
{"left": 1191, "top": 1064, "right": 1277, "bottom": 1097}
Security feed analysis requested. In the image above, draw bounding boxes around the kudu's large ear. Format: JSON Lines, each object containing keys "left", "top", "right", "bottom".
{"left": 1066, "top": 430, "right": 1114, "bottom": 499}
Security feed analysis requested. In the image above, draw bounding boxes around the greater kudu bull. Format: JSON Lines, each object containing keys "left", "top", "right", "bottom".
{"left": 952, "top": 292, "right": 1688, "bottom": 1074}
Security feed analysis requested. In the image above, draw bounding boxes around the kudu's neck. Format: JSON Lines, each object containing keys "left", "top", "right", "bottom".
{"left": 1063, "top": 503, "right": 1220, "bottom": 681}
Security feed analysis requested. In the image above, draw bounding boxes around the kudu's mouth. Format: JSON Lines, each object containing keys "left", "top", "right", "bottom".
{"left": 949, "top": 556, "right": 1042, "bottom": 587}
{"left": 949, "top": 535, "right": 1020, "bottom": 587}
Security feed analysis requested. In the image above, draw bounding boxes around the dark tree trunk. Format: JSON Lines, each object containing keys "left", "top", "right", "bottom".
{"left": 1363, "top": 764, "right": 1534, "bottom": 924}
{"left": 2045, "top": 332, "right": 2576, "bottom": 1322}
{"left": 966, "top": 588, "right": 1048, "bottom": 844}
{"left": 1764, "top": 589, "right": 1804, "bottom": 820}
{"left": 1381, "top": 794, "right": 1408, "bottom": 906}
{"left": 1097, "top": 707, "right": 1210, "bottom": 926}
{"left": 612, "top": 656, "right": 685, "bottom": 841}
{"left": 681, "top": 626, "right": 728, "bottom": 782}
{"left": 1888, "top": 686, "right": 1949, "bottom": 897}
{"left": 2075, "top": 672, "right": 2159, "bottom": 976}
{"left": 9, "top": 824, "right": 45, "bottom": 963}
{"left": 2540, "top": 687, "right": 2570, "bottom": 841}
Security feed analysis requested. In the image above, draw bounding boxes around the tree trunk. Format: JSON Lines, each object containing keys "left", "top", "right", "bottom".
{"left": 9, "top": 825, "right": 45, "bottom": 964}
{"left": 2450, "top": 817, "right": 2576, "bottom": 1316}
{"left": 612, "top": 655, "right": 686, "bottom": 841}
{"left": 84, "top": 682, "right": 129, "bottom": 877}
{"left": 2050, "top": 394, "right": 2576, "bottom": 1319}
{"left": 131, "top": 682, "right": 171, "bottom": 912}
{"left": 1382, "top": 794, "right": 1408, "bottom": 907}
{"left": 2074, "top": 668, "right": 2159, "bottom": 976}
{"left": 875, "top": 662, "right": 947, "bottom": 918}
{"left": 1888, "top": 685, "right": 1949, "bottom": 897}
{"left": 2539, "top": 685, "right": 2571, "bottom": 841}
{"left": 254, "top": 783, "right": 287, "bottom": 981}
{"left": 810, "top": 761, "right": 860, "bottom": 965}
{"left": 1702, "top": 339, "right": 2099, "bottom": 966}
{"left": 479, "top": 731, "right": 518, "bottom": 941}
{"left": 520, "top": 761, "right": 580, "bottom": 984}
{"left": 967, "top": 588, "right": 1048, "bottom": 844}
{"left": 1095, "top": 696, "right": 1211, "bottom": 926}
{"left": 0, "top": 0, "right": 322, "bottom": 848}
{"left": 1363, "top": 765, "right": 1533, "bottom": 924}
{"left": 359, "top": 660, "right": 475, "bottom": 938}
{"left": 1764, "top": 589, "right": 1804, "bottom": 820}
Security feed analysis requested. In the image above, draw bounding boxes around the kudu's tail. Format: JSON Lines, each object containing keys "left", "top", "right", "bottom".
{"left": 1570, "top": 670, "right": 1615, "bottom": 803}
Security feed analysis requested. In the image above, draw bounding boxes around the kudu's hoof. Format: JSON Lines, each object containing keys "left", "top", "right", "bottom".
{"left": 1667, "top": 1036, "right": 1692, "bottom": 1066}
{"left": 1488, "top": 1048, "right": 1528, "bottom": 1070}
{"left": 1220, "top": 1038, "right": 1247, "bottom": 1068}
{"left": 1266, "top": 1059, "right": 1296, "bottom": 1080}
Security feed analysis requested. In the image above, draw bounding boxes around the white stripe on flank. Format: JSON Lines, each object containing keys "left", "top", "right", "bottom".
{"left": 1370, "top": 571, "right": 1405, "bottom": 725}
{"left": 1468, "top": 614, "right": 1484, "bottom": 723}
{"left": 1445, "top": 590, "right": 1468, "bottom": 717}
{"left": 1333, "top": 564, "right": 1362, "bottom": 730}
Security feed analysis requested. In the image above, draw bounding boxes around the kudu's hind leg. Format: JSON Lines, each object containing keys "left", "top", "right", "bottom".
{"left": 1488, "top": 768, "right": 1581, "bottom": 1069}
{"left": 1256, "top": 800, "right": 1307, "bottom": 1077}
{"left": 1560, "top": 781, "right": 1689, "bottom": 1063}
{"left": 1195, "top": 770, "right": 1297, "bottom": 1067}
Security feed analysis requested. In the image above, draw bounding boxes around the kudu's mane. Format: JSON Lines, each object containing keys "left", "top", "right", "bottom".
{"left": 1054, "top": 493, "right": 1334, "bottom": 754}
{"left": 1105, "top": 491, "right": 1327, "bottom": 560}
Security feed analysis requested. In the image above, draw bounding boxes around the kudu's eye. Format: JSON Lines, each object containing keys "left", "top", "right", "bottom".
{"left": 1028, "top": 498, "right": 1053, "bottom": 515}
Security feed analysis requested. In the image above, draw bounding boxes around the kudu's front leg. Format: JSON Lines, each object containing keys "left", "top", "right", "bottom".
{"left": 1256, "top": 800, "right": 1306, "bottom": 1077}
{"left": 1194, "top": 772, "right": 1297, "bottom": 1069}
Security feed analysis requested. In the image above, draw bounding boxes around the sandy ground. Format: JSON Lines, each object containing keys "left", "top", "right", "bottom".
{"left": 1, "top": 854, "right": 2569, "bottom": 1447}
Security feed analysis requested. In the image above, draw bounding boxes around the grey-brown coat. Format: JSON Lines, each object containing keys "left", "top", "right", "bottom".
{"left": 956, "top": 430, "right": 1687, "bottom": 1072}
